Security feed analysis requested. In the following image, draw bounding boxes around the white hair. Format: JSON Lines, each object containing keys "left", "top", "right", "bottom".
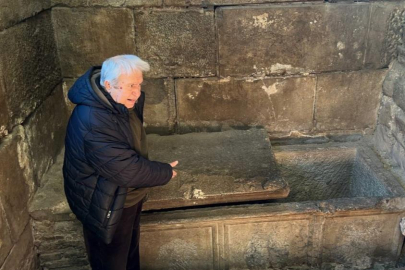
{"left": 100, "top": 55, "right": 150, "bottom": 88}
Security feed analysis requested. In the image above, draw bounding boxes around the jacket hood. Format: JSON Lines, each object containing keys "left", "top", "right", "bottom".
{"left": 68, "top": 66, "right": 145, "bottom": 116}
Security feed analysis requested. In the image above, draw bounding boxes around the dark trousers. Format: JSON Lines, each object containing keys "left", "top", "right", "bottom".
{"left": 83, "top": 200, "right": 143, "bottom": 270}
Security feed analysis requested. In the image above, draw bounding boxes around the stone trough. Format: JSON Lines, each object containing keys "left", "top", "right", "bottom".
{"left": 29, "top": 129, "right": 405, "bottom": 270}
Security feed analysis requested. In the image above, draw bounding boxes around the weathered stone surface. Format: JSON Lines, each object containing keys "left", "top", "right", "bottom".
{"left": 225, "top": 220, "right": 309, "bottom": 269}
{"left": 398, "top": 45, "right": 405, "bottom": 66}
{"left": 374, "top": 124, "right": 396, "bottom": 159}
{"left": 62, "top": 78, "right": 76, "bottom": 114}
{"left": 393, "top": 74, "right": 405, "bottom": 112}
{"left": 0, "top": 89, "right": 10, "bottom": 140}
{"left": 392, "top": 140, "right": 405, "bottom": 172}
{"left": 135, "top": 9, "right": 216, "bottom": 78}
{"left": 25, "top": 84, "right": 70, "bottom": 186}
{"left": 143, "top": 78, "right": 176, "bottom": 134}
{"left": 0, "top": 222, "right": 37, "bottom": 270}
{"left": 0, "top": 201, "right": 13, "bottom": 266}
{"left": 365, "top": 1, "right": 405, "bottom": 69}
{"left": 29, "top": 152, "right": 70, "bottom": 221}
{"left": 378, "top": 96, "right": 394, "bottom": 128}
{"left": 52, "top": 0, "right": 162, "bottom": 7}
{"left": 32, "top": 217, "right": 88, "bottom": 269}
{"left": 0, "top": 126, "right": 31, "bottom": 241}
{"left": 0, "top": 0, "right": 51, "bottom": 31}
{"left": 145, "top": 129, "right": 288, "bottom": 210}
{"left": 217, "top": 3, "right": 370, "bottom": 77}
{"left": 274, "top": 146, "right": 354, "bottom": 202}
{"left": 383, "top": 61, "right": 405, "bottom": 97}
{"left": 176, "top": 76, "right": 315, "bottom": 133}
{"left": 0, "top": 11, "right": 61, "bottom": 131}
{"left": 52, "top": 8, "right": 136, "bottom": 77}
{"left": 126, "top": 0, "right": 162, "bottom": 6}
{"left": 322, "top": 214, "right": 401, "bottom": 269}
{"left": 390, "top": 102, "right": 405, "bottom": 149}
{"left": 395, "top": 110, "right": 405, "bottom": 134}
{"left": 140, "top": 226, "right": 216, "bottom": 269}
{"left": 351, "top": 147, "right": 394, "bottom": 198}
{"left": 273, "top": 142, "right": 400, "bottom": 203}
{"left": 164, "top": 0, "right": 322, "bottom": 6}
{"left": 315, "top": 70, "right": 387, "bottom": 131}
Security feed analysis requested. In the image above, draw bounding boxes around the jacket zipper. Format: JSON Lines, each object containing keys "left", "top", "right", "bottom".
{"left": 104, "top": 199, "right": 114, "bottom": 227}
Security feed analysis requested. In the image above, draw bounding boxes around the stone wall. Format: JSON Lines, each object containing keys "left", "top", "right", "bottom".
{"left": 0, "top": 0, "right": 403, "bottom": 269}
{"left": 0, "top": 0, "right": 69, "bottom": 269}
{"left": 374, "top": 43, "right": 405, "bottom": 187}
{"left": 52, "top": 0, "right": 405, "bottom": 137}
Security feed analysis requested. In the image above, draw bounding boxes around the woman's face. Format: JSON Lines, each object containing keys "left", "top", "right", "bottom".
{"left": 106, "top": 70, "right": 144, "bottom": 109}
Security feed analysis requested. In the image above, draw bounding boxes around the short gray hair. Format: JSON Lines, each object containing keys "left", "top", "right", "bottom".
{"left": 100, "top": 55, "right": 150, "bottom": 88}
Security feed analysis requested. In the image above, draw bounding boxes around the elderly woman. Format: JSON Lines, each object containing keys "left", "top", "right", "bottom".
{"left": 63, "top": 55, "right": 177, "bottom": 270}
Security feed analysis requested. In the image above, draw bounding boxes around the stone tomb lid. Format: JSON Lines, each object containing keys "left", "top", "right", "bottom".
{"left": 143, "top": 129, "right": 289, "bottom": 211}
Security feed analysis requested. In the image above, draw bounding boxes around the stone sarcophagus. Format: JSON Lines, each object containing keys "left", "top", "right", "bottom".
{"left": 29, "top": 129, "right": 405, "bottom": 270}
{"left": 138, "top": 131, "right": 405, "bottom": 270}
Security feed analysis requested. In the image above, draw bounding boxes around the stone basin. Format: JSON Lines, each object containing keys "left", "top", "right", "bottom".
{"left": 29, "top": 131, "right": 405, "bottom": 270}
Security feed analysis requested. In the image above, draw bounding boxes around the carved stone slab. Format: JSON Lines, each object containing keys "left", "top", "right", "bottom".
{"left": 144, "top": 129, "right": 289, "bottom": 210}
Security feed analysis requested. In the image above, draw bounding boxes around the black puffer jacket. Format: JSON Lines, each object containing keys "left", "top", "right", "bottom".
{"left": 63, "top": 67, "right": 172, "bottom": 244}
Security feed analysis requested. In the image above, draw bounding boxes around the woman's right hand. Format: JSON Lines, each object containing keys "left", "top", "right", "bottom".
{"left": 169, "top": 161, "right": 178, "bottom": 179}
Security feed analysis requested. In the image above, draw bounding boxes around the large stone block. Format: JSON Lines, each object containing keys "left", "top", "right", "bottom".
{"left": 0, "top": 202, "right": 13, "bottom": 266}
{"left": 217, "top": 3, "right": 370, "bottom": 76}
{"left": 125, "top": 0, "right": 162, "bottom": 6}
{"left": 321, "top": 214, "right": 402, "bottom": 269}
{"left": 315, "top": 70, "right": 387, "bottom": 132}
{"left": 25, "top": 84, "right": 69, "bottom": 186}
{"left": 0, "top": 0, "right": 51, "bottom": 31}
{"left": 176, "top": 76, "right": 316, "bottom": 133}
{"left": 52, "top": 0, "right": 162, "bottom": 7}
{"left": 0, "top": 126, "right": 31, "bottom": 241}
{"left": 164, "top": 0, "right": 322, "bottom": 6}
{"left": 140, "top": 225, "right": 216, "bottom": 269}
{"left": 0, "top": 222, "right": 37, "bottom": 270}
{"left": 135, "top": 9, "right": 216, "bottom": 78}
{"left": 0, "top": 11, "right": 61, "bottom": 132}
{"left": 365, "top": 1, "right": 405, "bottom": 69}
{"left": 143, "top": 78, "right": 176, "bottom": 134}
{"left": 225, "top": 219, "right": 309, "bottom": 269}
{"left": 145, "top": 129, "right": 288, "bottom": 210}
{"left": 52, "top": 8, "right": 136, "bottom": 77}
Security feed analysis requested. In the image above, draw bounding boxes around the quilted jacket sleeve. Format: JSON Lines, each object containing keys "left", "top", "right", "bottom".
{"left": 83, "top": 123, "right": 173, "bottom": 189}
